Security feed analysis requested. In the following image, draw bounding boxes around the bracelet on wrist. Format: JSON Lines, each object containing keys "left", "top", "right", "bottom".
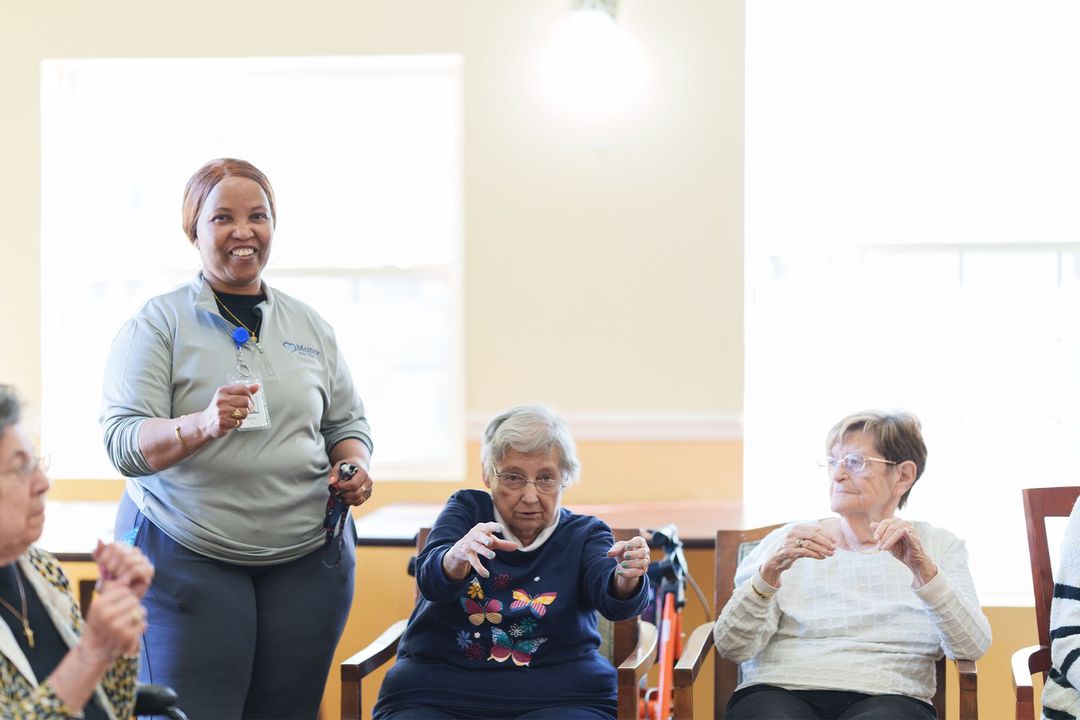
{"left": 750, "top": 579, "right": 774, "bottom": 600}
{"left": 174, "top": 416, "right": 188, "bottom": 448}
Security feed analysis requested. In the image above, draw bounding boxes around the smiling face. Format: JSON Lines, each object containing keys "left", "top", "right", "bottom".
{"left": 0, "top": 424, "right": 50, "bottom": 564}
{"left": 484, "top": 447, "right": 564, "bottom": 546}
{"left": 194, "top": 176, "right": 274, "bottom": 295}
{"left": 827, "top": 429, "right": 911, "bottom": 521}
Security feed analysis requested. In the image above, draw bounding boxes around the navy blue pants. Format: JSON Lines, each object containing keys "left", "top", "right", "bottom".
{"left": 117, "top": 494, "right": 355, "bottom": 719}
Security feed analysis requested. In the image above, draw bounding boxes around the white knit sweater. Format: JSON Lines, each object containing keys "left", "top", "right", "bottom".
{"left": 712, "top": 520, "right": 991, "bottom": 706}
{"left": 1042, "top": 497, "right": 1080, "bottom": 719}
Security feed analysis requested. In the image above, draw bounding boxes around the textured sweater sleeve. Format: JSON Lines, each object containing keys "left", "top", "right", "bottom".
{"left": 100, "top": 316, "right": 174, "bottom": 477}
{"left": 712, "top": 527, "right": 787, "bottom": 662}
{"left": 1043, "top": 496, "right": 1080, "bottom": 718}
{"left": 579, "top": 520, "right": 650, "bottom": 621}
{"left": 913, "top": 530, "right": 992, "bottom": 660}
{"left": 414, "top": 492, "right": 480, "bottom": 604}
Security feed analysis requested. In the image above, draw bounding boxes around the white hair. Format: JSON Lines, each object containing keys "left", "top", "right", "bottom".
{"left": 480, "top": 403, "right": 581, "bottom": 485}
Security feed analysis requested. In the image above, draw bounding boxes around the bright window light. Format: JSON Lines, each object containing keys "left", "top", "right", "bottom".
{"left": 40, "top": 55, "right": 463, "bottom": 481}
{"left": 745, "top": 0, "right": 1080, "bottom": 605}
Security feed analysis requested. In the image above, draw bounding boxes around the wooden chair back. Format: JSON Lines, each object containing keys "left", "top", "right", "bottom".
{"left": 1013, "top": 486, "right": 1080, "bottom": 719}
{"left": 713, "top": 525, "right": 950, "bottom": 719}
{"left": 713, "top": 524, "right": 783, "bottom": 715}
{"left": 1024, "top": 487, "right": 1080, "bottom": 652}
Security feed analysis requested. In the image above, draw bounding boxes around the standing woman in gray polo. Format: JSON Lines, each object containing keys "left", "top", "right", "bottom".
{"left": 100, "top": 158, "right": 374, "bottom": 719}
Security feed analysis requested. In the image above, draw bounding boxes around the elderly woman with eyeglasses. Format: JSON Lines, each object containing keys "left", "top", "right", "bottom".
{"left": 0, "top": 385, "right": 153, "bottom": 719}
{"left": 713, "top": 411, "right": 991, "bottom": 720}
{"left": 373, "top": 404, "right": 652, "bottom": 720}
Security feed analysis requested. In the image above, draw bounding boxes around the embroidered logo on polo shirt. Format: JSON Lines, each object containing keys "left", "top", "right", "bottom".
{"left": 282, "top": 340, "right": 321, "bottom": 360}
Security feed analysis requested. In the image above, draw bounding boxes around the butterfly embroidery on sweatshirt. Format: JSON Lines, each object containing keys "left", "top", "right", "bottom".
{"left": 489, "top": 627, "right": 547, "bottom": 666}
{"left": 510, "top": 589, "right": 557, "bottom": 618}
{"left": 461, "top": 597, "right": 504, "bottom": 626}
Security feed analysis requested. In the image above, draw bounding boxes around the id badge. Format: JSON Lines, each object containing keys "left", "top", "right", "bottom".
{"left": 228, "top": 373, "right": 271, "bottom": 432}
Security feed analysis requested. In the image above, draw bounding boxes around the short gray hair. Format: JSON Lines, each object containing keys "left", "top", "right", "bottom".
{"left": 0, "top": 386, "right": 21, "bottom": 438}
{"left": 480, "top": 404, "right": 581, "bottom": 485}
{"left": 826, "top": 410, "right": 927, "bottom": 510}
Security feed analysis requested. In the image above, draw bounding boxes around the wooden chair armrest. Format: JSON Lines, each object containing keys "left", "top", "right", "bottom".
{"left": 617, "top": 619, "right": 658, "bottom": 681}
{"left": 617, "top": 620, "right": 658, "bottom": 720}
{"left": 1012, "top": 644, "right": 1042, "bottom": 714}
{"left": 674, "top": 622, "right": 715, "bottom": 687}
{"left": 340, "top": 619, "right": 407, "bottom": 719}
{"left": 673, "top": 622, "right": 715, "bottom": 720}
{"left": 341, "top": 619, "right": 408, "bottom": 680}
{"left": 1011, "top": 645, "right": 1040, "bottom": 696}
{"left": 955, "top": 658, "right": 977, "bottom": 686}
{"left": 954, "top": 658, "right": 978, "bottom": 720}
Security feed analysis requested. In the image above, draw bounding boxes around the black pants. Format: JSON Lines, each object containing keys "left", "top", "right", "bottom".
{"left": 726, "top": 685, "right": 936, "bottom": 720}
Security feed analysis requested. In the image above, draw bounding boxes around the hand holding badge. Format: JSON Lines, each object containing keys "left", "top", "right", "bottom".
{"left": 227, "top": 326, "right": 270, "bottom": 432}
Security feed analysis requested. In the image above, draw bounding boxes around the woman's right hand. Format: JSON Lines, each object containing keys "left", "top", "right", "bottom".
{"left": 200, "top": 382, "right": 260, "bottom": 438}
{"left": 93, "top": 541, "right": 154, "bottom": 600}
{"left": 80, "top": 583, "right": 146, "bottom": 662}
{"left": 759, "top": 523, "right": 837, "bottom": 587}
{"left": 441, "top": 522, "right": 519, "bottom": 580}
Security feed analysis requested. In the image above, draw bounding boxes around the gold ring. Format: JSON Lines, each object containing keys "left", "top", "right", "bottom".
{"left": 795, "top": 538, "right": 805, "bottom": 548}
{"left": 232, "top": 408, "right": 243, "bottom": 419}
{"left": 130, "top": 610, "right": 142, "bottom": 625}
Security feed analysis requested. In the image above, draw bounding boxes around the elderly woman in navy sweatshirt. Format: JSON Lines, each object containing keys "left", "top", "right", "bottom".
{"left": 374, "top": 404, "right": 651, "bottom": 720}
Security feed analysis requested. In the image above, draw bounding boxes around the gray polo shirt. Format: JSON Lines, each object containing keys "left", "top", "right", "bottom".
{"left": 101, "top": 273, "right": 372, "bottom": 565}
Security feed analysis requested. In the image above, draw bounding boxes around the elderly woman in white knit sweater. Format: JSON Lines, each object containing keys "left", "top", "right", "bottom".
{"left": 713, "top": 411, "right": 991, "bottom": 720}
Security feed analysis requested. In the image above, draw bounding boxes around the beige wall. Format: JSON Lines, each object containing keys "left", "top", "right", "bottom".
{"left": 0, "top": 0, "right": 744, "bottom": 418}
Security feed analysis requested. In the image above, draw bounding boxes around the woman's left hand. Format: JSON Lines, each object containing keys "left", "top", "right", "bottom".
{"left": 330, "top": 459, "right": 374, "bottom": 507}
{"left": 92, "top": 541, "right": 154, "bottom": 600}
{"left": 608, "top": 536, "right": 650, "bottom": 598}
{"left": 870, "top": 518, "right": 938, "bottom": 588}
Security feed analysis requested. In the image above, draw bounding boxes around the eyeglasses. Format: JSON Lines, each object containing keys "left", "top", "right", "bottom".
{"left": 492, "top": 468, "right": 567, "bottom": 495}
{"left": 819, "top": 453, "right": 896, "bottom": 475}
{"left": 0, "top": 454, "right": 50, "bottom": 481}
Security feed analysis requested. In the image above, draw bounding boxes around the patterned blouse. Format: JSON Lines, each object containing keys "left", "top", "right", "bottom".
{"left": 0, "top": 547, "right": 137, "bottom": 719}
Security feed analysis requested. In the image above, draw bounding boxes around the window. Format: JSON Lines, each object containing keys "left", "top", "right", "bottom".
{"left": 744, "top": 1, "right": 1080, "bottom": 604}
{"left": 40, "top": 56, "right": 463, "bottom": 481}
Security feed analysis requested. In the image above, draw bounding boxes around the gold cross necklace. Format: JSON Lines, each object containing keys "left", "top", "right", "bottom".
{"left": 0, "top": 567, "right": 34, "bottom": 648}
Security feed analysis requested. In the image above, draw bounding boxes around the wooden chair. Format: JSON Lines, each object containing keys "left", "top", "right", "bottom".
{"left": 340, "top": 527, "right": 658, "bottom": 719}
{"left": 79, "top": 578, "right": 189, "bottom": 720}
{"left": 1012, "top": 486, "right": 1080, "bottom": 720}
{"left": 673, "top": 525, "right": 979, "bottom": 719}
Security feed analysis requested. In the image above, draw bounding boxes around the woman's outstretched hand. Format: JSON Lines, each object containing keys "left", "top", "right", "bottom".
{"left": 442, "top": 522, "right": 519, "bottom": 580}
{"left": 607, "top": 535, "right": 650, "bottom": 598}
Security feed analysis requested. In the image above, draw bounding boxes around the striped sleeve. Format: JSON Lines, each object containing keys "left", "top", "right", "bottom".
{"left": 1042, "top": 497, "right": 1080, "bottom": 720}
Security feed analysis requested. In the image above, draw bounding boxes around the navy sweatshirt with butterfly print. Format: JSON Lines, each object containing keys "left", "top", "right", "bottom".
{"left": 373, "top": 490, "right": 650, "bottom": 719}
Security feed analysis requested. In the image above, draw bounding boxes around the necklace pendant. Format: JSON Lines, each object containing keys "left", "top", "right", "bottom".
{"left": 23, "top": 622, "right": 33, "bottom": 649}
